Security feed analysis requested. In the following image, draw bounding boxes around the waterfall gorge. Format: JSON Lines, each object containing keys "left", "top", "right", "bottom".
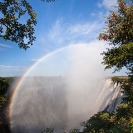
{"left": 10, "top": 77, "right": 122, "bottom": 133}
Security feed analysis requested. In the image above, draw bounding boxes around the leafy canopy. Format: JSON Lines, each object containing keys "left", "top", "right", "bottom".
{"left": 99, "top": 0, "right": 133, "bottom": 73}
{"left": 0, "top": 0, "right": 54, "bottom": 50}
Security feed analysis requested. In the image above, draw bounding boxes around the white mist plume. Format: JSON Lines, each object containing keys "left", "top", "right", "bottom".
{"left": 10, "top": 41, "right": 121, "bottom": 133}
{"left": 65, "top": 42, "right": 110, "bottom": 129}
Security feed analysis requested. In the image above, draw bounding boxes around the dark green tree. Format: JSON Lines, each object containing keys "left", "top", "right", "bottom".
{"left": 82, "top": 111, "right": 115, "bottom": 133}
{"left": 97, "top": 0, "right": 133, "bottom": 132}
{"left": 0, "top": 77, "right": 13, "bottom": 133}
{"left": 0, "top": 0, "right": 54, "bottom": 50}
{"left": 99, "top": 0, "right": 133, "bottom": 73}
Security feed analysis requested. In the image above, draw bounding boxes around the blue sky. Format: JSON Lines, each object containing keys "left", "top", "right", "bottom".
{"left": 1, "top": 0, "right": 126, "bottom": 77}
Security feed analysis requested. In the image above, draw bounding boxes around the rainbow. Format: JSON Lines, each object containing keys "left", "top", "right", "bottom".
{"left": 8, "top": 45, "right": 74, "bottom": 131}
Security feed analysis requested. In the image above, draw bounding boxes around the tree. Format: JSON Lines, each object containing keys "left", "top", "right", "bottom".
{"left": 99, "top": 0, "right": 133, "bottom": 74}
{"left": 82, "top": 111, "right": 115, "bottom": 133}
{"left": 97, "top": 0, "right": 133, "bottom": 132}
{"left": 0, "top": 0, "right": 55, "bottom": 50}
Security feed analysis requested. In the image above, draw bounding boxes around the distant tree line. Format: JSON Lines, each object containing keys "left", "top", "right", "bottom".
{"left": 0, "top": 77, "right": 13, "bottom": 108}
{"left": 0, "top": 77, "right": 13, "bottom": 133}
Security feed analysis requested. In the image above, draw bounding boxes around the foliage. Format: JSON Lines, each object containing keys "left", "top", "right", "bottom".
{"left": 0, "top": 77, "right": 13, "bottom": 108}
{"left": 82, "top": 111, "right": 115, "bottom": 133}
{"left": 99, "top": 0, "right": 133, "bottom": 73}
{"left": 111, "top": 76, "right": 128, "bottom": 84}
{"left": 0, "top": 0, "right": 55, "bottom": 50}
{"left": 41, "top": 127, "right": 54, "bottom": 133}
{"left": 0, "top": 0, "right": 37, "bottom": 50}
{"left": 0, "top": 77, "right": 13, "bottom": 133}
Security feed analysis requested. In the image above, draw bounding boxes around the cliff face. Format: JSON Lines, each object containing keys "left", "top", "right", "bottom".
{"left": 104, "top": 81, "right": 122, "bottom": 112}
{"left": 104, "top": 76, "right": 129, "bottom": 112}
{"left": 92, "top": 78, "right": 123, "bottom": 113}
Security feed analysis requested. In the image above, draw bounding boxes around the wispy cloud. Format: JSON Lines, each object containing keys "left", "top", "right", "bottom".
{"left": 0, "top": 43, "right": 12, "bottom": 48}
{"left": 98, "top": 0, "right": 117, "bottom": 9}
{"left": 39, "top": 19, "right": 104, "bottom": 50}
{"left": 68, "top": 22, "right": 102, "bottom": 37}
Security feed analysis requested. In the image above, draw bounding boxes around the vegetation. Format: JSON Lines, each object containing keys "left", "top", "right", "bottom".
{"left": 0, "top": 0, "right": 55, "bottom": 50}
{"left": 0, "top": 77, "right": 13, "bottom": 133}
{"left": 41, "top": 127, "right": 54, "bottom": 133}
{"left": 111, "top": 76, "right": 128, "bottom": 84}
{"left": 99, "top": 0, "right": 133, "bottom": 73}
{"left": 0, "top": 77, "right": 13, "bottom": 108}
